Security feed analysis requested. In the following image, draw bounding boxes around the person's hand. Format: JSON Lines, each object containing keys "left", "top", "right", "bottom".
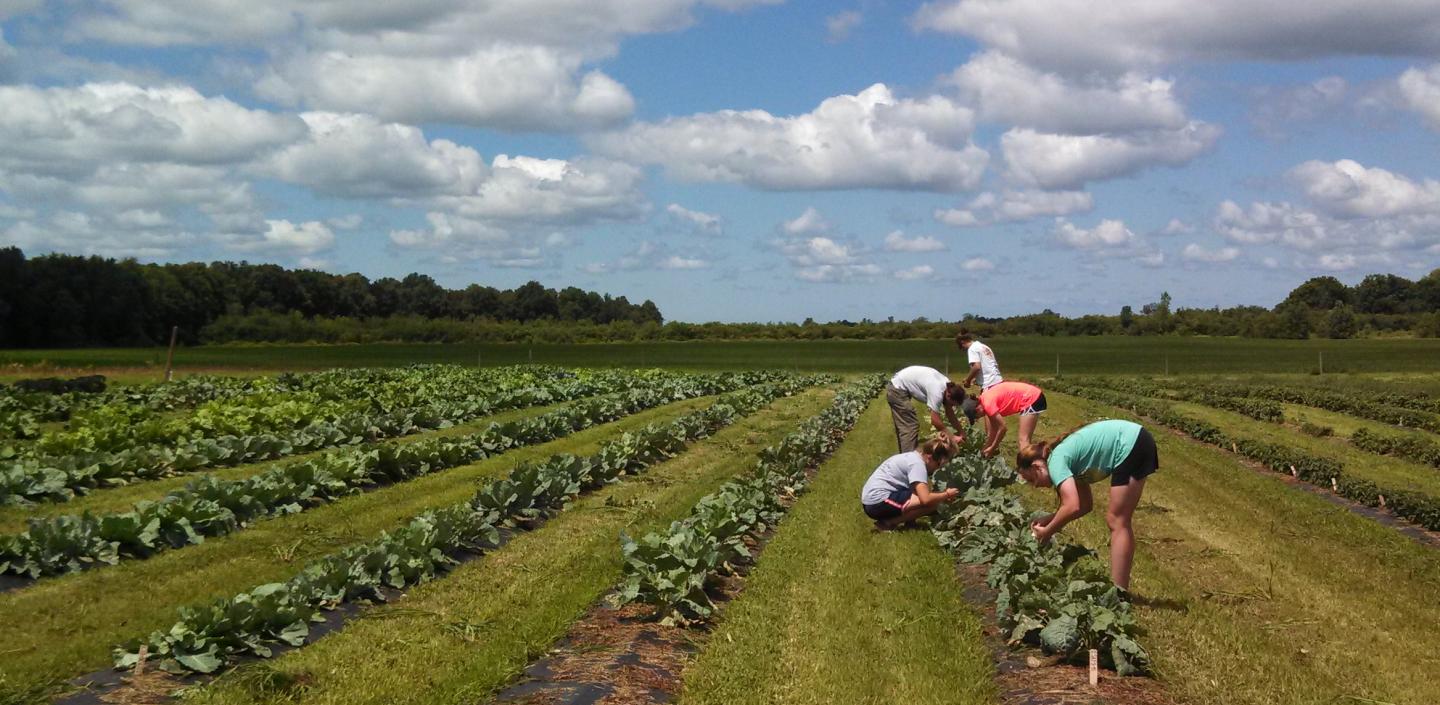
{"left": 981, "top": 446, "right": 997, "bottom": 458}
{"left": 943, "top": 487, "right": 960, "bottom": 500}
{"left": 1030, "top": 524, "right": 1053, "bottom": 544}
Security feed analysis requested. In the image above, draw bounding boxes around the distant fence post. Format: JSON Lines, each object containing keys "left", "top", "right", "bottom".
{"left": 1319, "top": 351, "right": 1324, "bottom": 374}
{"left": 1165, "top": 355, "right": 1169, "bottom": 376}
{"left": 945, "top": 353, "right": 950, "bottom": 375}
{"left": 1055, "top": 354, "right": 1060, "bottom": 377}
{"left": 163, "top": 325, "right": 178, "bottom": 383}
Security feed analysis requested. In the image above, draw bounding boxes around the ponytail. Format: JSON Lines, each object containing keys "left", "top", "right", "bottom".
{"left": 1015, "top": 425, "right": 1085, "bottom": 468}
{"left": 920, "top": 437, "right": 955, "bottom": 465}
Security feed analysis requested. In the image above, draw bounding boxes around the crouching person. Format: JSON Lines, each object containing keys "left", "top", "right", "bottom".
{"left": 860, "top": 438, "right": 960, "bottom": 530}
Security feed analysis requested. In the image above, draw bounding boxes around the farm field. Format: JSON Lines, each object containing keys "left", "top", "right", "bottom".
{"left": 2, "top": 359, "right": 1439, "bottom": 705}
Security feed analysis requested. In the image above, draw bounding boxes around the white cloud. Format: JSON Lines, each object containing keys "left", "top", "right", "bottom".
{"left": 224, "top": 219, "right": 335, "bottom": 256}
{"left": 782, "top": 207, "right": 831, "bottom": 235}
{"left": 825, "top": 10, "right": 862, "bottom": 42}
{"left": 883, "top": 230, "right": 947, "bottom": 252}
{"left": 0, "top": 210, "right": 196, "bottom": 258}
{"left": 584, "top": 240, "right": 712, "bottom": 272}
{"left": 327, "top": 214, "right": 363, "bottom": 230}
{"left": 962, "top": 257, "right": 995, "bottom": 271}
{"left": 935, "top": 188, "right": 1092, "bottom": 227}
{"left": 771, "top": 221, "right": 882, "bottom": 283}
{"left": 260, "top": 112, "right": 488, "bottom": 198}
{"left": 433, "top": 155, "right": 648, "bottom": 226}
{"left": 1181, "top": 242, "right": 1240, "bottom": 262}
{"left": 947, "top": 51, "right": 1186, "bottom": 134}
{"left": 913, "top": 0, "right": 1440, "bottom": 73}
{"left": 665, "top": 203, "right": 722, "bottom": 235}
{"left": 1160, "top": 218, "right": 1193, "bottom": 236}
{"left": 1214, "top": 199, "right": 1440, "bottom": 259}
{"left": 1002, "top": 123, "right": 1219, "bottom": 189}
{"left": 1054, "top": 218, "right": 1136, "bottom": 249}
{"left": 257, "top": 49, "right": 634, "bottom": 131}
{"left": 795, "top": 263, "right": 883, "bottom": 283}
{"left": 1250, "top": 76, "right": 1348, "bottom": 136}
{"left": 1397, "top": 64, "right": 1440, "bottom": 130}
{"left": 895, "top": 264, "right": 935, "bottom": 281}
{"left": 591, "top": 84, "right": 989, "bottom": 192}
{"left": 1290, "top": 159, "right": 1440, "bottom": 218}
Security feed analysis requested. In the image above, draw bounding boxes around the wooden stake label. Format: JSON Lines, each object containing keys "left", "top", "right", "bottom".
{"left": 1088, "top": 648, "right": 1099, "bottom": 686}
{"left": 135, "top": 644, "right": 148, "bottom": 676}
{"left": 1331, "top": 477, "right": 1338, "bottom": 492}
{"left": 1379, "top": 494, "right": 1386, "bottom": 508}
{"left": 1290, "top": 465, "right": 1298, "bottom": 478}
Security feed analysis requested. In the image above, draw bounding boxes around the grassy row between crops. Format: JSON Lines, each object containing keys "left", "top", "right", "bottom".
{"left": 0, "top": 392, "right": 740, "bottom": 704}
{"left": 181, "top": 387, "right": 839, "bottom": 705}
{"left": 679, "top": 398, "right": 998, "bottom": 705}
{"left": 1021, "top": 390, "right": 1440, "bottom": 705}
{"left": 0, "top": 400, "right": 571, "bottom": 534}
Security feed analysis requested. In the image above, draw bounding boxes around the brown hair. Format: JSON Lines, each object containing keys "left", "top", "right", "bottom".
{"left": 1015, "top": 425, "right": 1085, "bottom": 468}
{"left": 943, "top": 381, "right": 968, "bottom": 405}
{"left": 920, "top": 437, "right": 955, "bottom": 465}
{"left": 955, "top": 327, "right": 974, "bottom": 346}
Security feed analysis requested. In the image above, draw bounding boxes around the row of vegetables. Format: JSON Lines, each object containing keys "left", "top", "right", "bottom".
{"left": 927, "top": 448, "right": 1152, "bottom": 677}
{"left": 1048, "top": 380, "right": 1440, "bottom": 531}
{"left": 1222, "top": 383, "right": 1440, "bottom": 433}
{"left": 113, "top": 374, "right": 829, "bottom": 675}
{"left": 0, "top": 371, "right": 789, "bottom": 580}
{"left": 615, "top": 374, "right": 885, "bottom": 624}
{"left": 0, "top": 368, "right": 678, "bottom": 507}
{"left": 1076, "top": 377, "right": 1284, "bottom": 422}
{"left": 1351, "top": 428, "right": 1440, "bottom": 471}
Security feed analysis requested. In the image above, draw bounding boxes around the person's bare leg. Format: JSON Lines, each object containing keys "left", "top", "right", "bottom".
{"left": 880, "top": 503, "right": 939, "bottom": 529}
{"left": 1018, "top": 414, "right": 1040, "bottom": 449}
{"left": 1106, "top": 478, "right": 1146, "bottom": 589}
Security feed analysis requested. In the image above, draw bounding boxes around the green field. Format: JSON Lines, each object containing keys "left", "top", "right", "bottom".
{"left": 4, "top": 336, "right": 1440, "bottom": 378}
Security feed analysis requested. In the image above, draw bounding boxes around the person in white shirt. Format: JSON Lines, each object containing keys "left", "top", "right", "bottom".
{"left": 956, "top": 328, "right": 1003, "bottom": 390}
{"left": 859, "top": 438, "right": 960, "bottom": 530}
{"left": 886, "top": 365, "right": 967, "bottom": 453}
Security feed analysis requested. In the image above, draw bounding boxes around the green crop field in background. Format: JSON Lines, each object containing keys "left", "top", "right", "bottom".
{"left": 3, "top": 336, "right": 1440, "bottom": 379}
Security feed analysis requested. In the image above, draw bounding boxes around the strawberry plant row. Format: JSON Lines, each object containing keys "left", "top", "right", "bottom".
{"left": 0, "top": 368, "right": 683, "bottom": 507}
{"left": 1223, "top": 383, "right": 1440, "bottom": 433}
{"left": 614, "top": 374, "right": 885, "bottom": 625}
{"left": 111, "top": 375, "right": 830, "bottom": 675}
{"left": 1050, "top": 380, "right": 1440, "bottom": 531}
{"left": 1351, "top": 428, "right": 1440, "bottom": 471}
{"left": 1075, "top": 377, "right": 1284, "bottom": 423}
{"left": 0, "top": 372, "right": 790, "bottom": 580}
{"left": 927, "top": 451, "right": 1152, "bottom": 677}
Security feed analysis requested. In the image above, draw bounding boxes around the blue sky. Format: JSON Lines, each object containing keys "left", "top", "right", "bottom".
{"left": 3, "top": 1, "right": 1440, "bottom": 322}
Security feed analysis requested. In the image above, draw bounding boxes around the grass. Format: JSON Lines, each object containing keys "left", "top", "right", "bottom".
{"left": 679, "top": 398, "right": 997, "bottom": 705}
{"left": 0, "top": 399, "right": 575, "bottom": 534}
{"left": 182, "top": 387, "right": 840, "bottom": 705}
{"left": 1021, "top": 390, "right": 1440, "bottom": 705}
{"left": 4, "top": 337, "right": 1440, "bottom": 376}
{"left": 0, "top": 394, "right": 727, "bottom": 703}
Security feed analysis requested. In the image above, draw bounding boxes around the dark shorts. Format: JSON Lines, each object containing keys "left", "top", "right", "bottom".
{"left": 1111, "top": 428, "right": 1159, "bottom": 486}
{"left": 862, "top": 487, "right": 913, "bottom": 520}
{"left": 1020, "top": 392, "right": 1048, "bottom": 416}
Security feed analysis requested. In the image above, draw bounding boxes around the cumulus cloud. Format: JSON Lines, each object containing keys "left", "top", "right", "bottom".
{"left": 935, "top": 188, "right": 1093, "bottom": 227}
{"left": 895, "top": 264, "right": 935, "bottom": 281}
{"left": 825, "top": 10, "right": 862, "bottom": 42}
{"left": 1, "top": 209, "right": 196, "bottom": 258}
{"left": 1289, "top": 159, "right": 1440, "bottom": 219}
{"left": 1397, "top": 64, "right": 1440, "bottom": 130}
{"left": 259, "top": 112, "right": 488, "bottom": 198}
{"left": 591, "top": 84, "right": 989, "bottom": 192}
{"left": 1181, "top": 242, "right": 1241, "bottom": 262}
{"left": 1052, "top": 217, "right": 1164, "bottom": 266}
{"left": 583, "top": 240, "right": 711, "bottom": 273}
{"left": 433, "top": 155, "right": 647, "bottom": 225}
{"left": 962, "top": 257, "right": 995, "bottom": 271}
{"left": 782, "top": 207, "right": 831, "bottom": 235}
{"left": 665, "top": 203, "right": 722, "bottom": 235}
{"left": 883, "top": 230, "right": 947, "bottom": 252}
{"left": 389, "top": 212, "right": 554, "bottom": 268}
{"left": 257, "top": 49, "right": 634, "bottom": 131}
{"left": 225, "top": 219, "right": 336, "bottom": 255}
{"left": 1001, "top": 123, "right": 1219, "bottom": 189}
{"left": 913, "top": 0, "right": 1440, "bottom": 73}
{"left": 768, "top": 210, "right": 882, "bottom": 283}
{"left": 1213, "top": 199, "right": 1440, "bottom": 261}
{"left": 947, "top": 51, "right": 1186, "bottom": 134}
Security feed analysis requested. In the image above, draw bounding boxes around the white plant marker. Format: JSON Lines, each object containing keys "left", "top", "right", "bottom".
{"left": 1088, "top": 648, "right": 1099, "bottom": 686}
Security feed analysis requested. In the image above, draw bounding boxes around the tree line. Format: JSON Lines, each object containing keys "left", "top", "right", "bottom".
{"left": 0, "top": 248, "right": 662, "bottom": 347}
{"left": 1, "top": 247, "right": 1437, "bottom": 347}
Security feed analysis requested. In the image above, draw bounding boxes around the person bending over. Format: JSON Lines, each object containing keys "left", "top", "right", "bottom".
{"left": 860, "top": 438, "right": 959, "bottom": 530}
{"left": 885, "top": 365, "right": 967, "bottom": 453}
{"left": 955, "top": 328, "right": 1003, "bottom": 390}
{"left": 1015, "top": 420, "right": 1159, "bottom": 590}
{"left": 962, "top": 380, "right": 1046, "bottom": 457}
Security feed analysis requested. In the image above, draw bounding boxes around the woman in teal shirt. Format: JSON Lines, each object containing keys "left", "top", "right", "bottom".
{"left": 1015, "top": 419, "right": 1159, "bottom": 590}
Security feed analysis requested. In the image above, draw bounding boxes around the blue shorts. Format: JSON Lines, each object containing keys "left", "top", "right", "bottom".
{"left": 862, "top": 487, "right": 913, "bottom": 520}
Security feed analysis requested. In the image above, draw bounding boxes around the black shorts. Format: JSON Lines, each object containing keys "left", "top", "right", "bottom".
{"left": 1111, "top": 428, "right": 1159, "bottom": 486}
{"left": 1021, "top": 392, "right": 1048, "bottom": 415}
{"left": 862, "top": 487, "right": 913, "bottom": 520}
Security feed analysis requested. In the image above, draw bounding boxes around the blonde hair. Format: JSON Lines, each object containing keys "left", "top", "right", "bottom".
{"left": 1016, "top": 425, "right": 1084, "bottom": 468}
{"left": 920, "top": 437, "right": 955, "bottom": 464}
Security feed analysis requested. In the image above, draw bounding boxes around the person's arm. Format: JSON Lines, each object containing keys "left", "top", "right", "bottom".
{"left": 943, "top": 403, "right": 966, "bottom": 442}
{"left": 1033, "top": 479, "right": 1092, "bottom": 543}
{"left": 962, "top": 362, "right": 980, "bottom": 387}
{"left": 928, "top": 409, "right": 959, "bottom": 445}
{"left": 911, "top": 481, "right": 959, "bottom": 507}
{"left": 980, "top": 413, "right": 1005, "bottom": 456}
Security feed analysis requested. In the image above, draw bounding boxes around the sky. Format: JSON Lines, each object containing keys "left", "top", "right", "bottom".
{"left": 3, "top": 1, "right": 1440, "bottom": 323}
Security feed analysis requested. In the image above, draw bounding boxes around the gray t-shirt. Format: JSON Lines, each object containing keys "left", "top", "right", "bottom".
{"left": 860, "top": 451, "right": 929, "bottom": 505}
{"left": 889, "top": 366, "right": 950, "bottom": 413}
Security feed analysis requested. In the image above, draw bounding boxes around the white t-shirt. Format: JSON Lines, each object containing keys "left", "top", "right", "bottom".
{"left": 889, "top": 366, "right": 950, "bottom": 412}
{"left": 967, "top": 341, "right": 1003, "bottom": 389}
{"left": 860, "top": 451, "right": 930, "bottom": 505}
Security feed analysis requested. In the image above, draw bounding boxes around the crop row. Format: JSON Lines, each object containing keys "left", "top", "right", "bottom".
{"left": 1351, "top": 428, "right": 1440, "bottom": 471}
{"left": 1049, "top": 381, "right": 1440, "bottom": 531}
{"left": 1077, "top": 377, "right": 1284, "bottom": 422}
{"left": 0, "top": 374, "right": 796, "bottom": 580}
{"left": 615, "top": 374, "right": 885, "bottom": 625}
{"left": 927, "top": 450, "right": 1152, "bottom": 677}
{"left": 1226, "top": 384, "right": 1440, "bottom": 433}
{"left": 112, "top": 376, "right": 829, "bottom": 675}
{"left": 0, "top": 368, "right": 692, "bottom": 507}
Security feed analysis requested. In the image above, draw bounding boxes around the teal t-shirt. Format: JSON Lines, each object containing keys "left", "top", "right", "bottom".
{"left": 1046, "top": 420, "right": 1143, "bottom": 487}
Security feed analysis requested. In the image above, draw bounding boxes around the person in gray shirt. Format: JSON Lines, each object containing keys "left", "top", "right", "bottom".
{"left": 860, "top": 437, "right": 959, "bottom": 530}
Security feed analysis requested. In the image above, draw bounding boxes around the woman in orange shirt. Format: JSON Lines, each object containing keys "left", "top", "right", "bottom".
{"left": 962, "top": 380, "right": 1046, "bottom": 457}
